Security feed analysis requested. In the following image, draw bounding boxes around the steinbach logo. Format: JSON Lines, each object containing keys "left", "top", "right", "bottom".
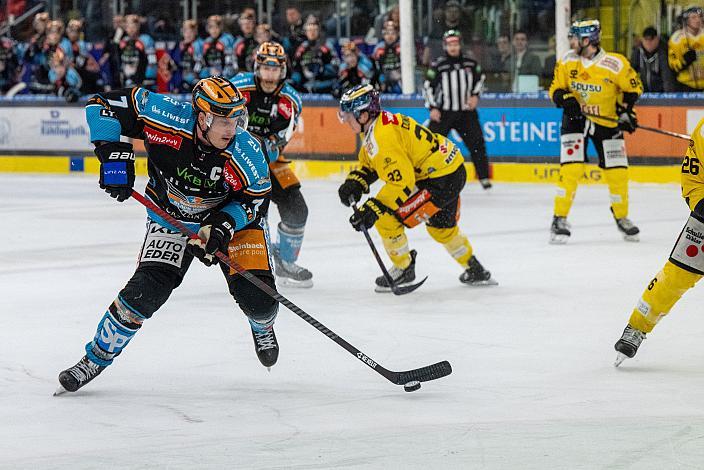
{"left": 144, "top": 126, "right": 183, "bottom": 150}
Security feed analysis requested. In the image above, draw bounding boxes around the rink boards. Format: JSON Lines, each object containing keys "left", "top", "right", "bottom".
{"left": 0, "top": 155, "right": 682, "bottom": 185}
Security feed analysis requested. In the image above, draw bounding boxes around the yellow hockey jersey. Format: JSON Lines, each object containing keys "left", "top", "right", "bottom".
{"left": 356, "top": 111, "right": 463, "bottom": 210}
{"left": 681, "top": 118, "right": 704, "bottom": 211}
{"left": 549, "top": 48, "right": 643, "bottom": 128}
{"left": 668, "top": 29, "right": 704, "bottom": 90}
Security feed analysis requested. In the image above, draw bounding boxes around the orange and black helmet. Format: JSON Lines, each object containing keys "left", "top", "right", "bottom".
{"left": 254, "top": 41, "right": 287, "bottom": 79}
{"left": 192, "top": 76, "right": 247, "bottom": 119}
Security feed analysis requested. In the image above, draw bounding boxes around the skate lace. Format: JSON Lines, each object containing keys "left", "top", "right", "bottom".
{"left": 254, "top": 330, "right": 277, "bottom": 350}
{"left": 618, "top": 218, "right": 635, "bottom": 230}
{"left": 622, "top": 326, "right": 645, "bottom": 345}
{"left": 69, "top": 359, "right": 100, "bottom": 383}
{"left": 554, "top": 217, "right": 569, "bottom": 230}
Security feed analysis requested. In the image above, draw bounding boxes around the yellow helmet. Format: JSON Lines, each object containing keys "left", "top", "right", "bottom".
{"left": 254, "top": 41, "right": 287, "bottom": 80}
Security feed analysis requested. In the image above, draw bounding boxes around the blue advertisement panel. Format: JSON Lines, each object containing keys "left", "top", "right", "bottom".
{"left": 387, "top": 106, "right": 598, "bottom": 158}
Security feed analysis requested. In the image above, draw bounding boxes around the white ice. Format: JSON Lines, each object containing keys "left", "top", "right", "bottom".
{"left": 3, "top": 174, "right": 704, "bottom": 469}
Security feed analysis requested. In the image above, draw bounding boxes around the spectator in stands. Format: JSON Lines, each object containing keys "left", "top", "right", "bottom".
{"left": 232, "top": 7, "right": 256, "bottom": 37}
{"left": 372, "top": 20, "right": 402, "bottom": 93}
{"left": 424, "top": 0, "right": 471, "bottom": 64}
{"left": 542, "top": 35, "right": 557, "bottom": 89}
{"left": 234, "top": 11, "right": 257, "bottom": 73}
{"left": 0, "top": 36, "right": 19, "bottom": 93}
{"left": 489, "top": 34, "right": 511, "bottom": 72}
{"left": 333, "top": 41, "right": 375, "bottom": 98}
{"left": 281, "top": 6, "right": 306, "bottom": 57}
{"left": 48, "top": 49, "right": 82, "bottom": 102}
{"left": 290, "top": 16, "right": 339, "bottom": 94}
{"left": 171, "top": 19, "right": 202, "bottom": 93}
{"left": 668, "top": 6, "right": 703, "bottom": 92}
{"left": 631, "top": 26, "right": 673, "bottom": 92}
{"left": 66, "top": 19, "right": 105, "bottom": 94}
{"left": 202, "top": 14, "right": 236, "bottom": 78}
{"left": 25, "top": 20, "right": 72, "bottom": 94}
{"left": 117, "top": 14, "right": 156, "bottom": 89}
{"left": 19, "top": 11, "right": 49, "bottom": 59}
{"left": 511, "top": 30, "right": 542, "bottom": 77}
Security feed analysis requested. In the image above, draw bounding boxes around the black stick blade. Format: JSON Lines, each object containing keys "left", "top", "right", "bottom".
{"left": 394, "top": 360, "right": 452, "bottom": 384}
{"left": 392, "top": 275, "right": 428, "bottom": 296}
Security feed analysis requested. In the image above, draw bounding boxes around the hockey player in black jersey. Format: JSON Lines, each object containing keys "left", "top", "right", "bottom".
{"left": 56, "top": 77, "right": 280, "bottom": 394}
{"left": 232, "top": 42, "right": 313, "bottom": 288}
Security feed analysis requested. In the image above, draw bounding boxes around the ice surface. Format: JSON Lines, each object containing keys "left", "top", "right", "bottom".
{"left": 3, "top": 174, "right": 704, "bottom": 469}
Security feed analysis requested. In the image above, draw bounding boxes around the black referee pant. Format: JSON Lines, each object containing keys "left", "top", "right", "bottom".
{"left": 428, "top": 110, "right": 489, "bottom": 180}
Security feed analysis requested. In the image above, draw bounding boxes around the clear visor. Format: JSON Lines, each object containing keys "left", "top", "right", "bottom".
{"left": 207, "top": 107, "right": 248, "bottom": 133}
{"left": 337, "top": 110, "right": 356, "bottom": 124}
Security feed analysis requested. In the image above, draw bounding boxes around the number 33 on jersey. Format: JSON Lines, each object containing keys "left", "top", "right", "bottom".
{"left": 357, "top": 110, "right": 463, "bottom": 210}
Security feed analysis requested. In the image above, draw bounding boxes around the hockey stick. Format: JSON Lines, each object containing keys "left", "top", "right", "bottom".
{"left": 130, "top": 190, "right": 451, "bottom": 387}
{"left": 583, "top": 112, "right": 692, "bottom": 141}
{"left": 350, "top": 198, "right": 427, "bottom": 295}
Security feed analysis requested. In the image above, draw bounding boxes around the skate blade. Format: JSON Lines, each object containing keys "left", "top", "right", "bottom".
{"left": 622, "top": 234, "right": 640, "bottom": 242}
{"left": 53, "top": 385, "right": 68, "bottom": 396}
{"left": 461, "top": 278, "right": 499, "bottom": 287}
{"left": 374, "top": 280, "right": 417, "bottom": 293}
{"left": 614, "top": 352, "right": 629, "bottom": 367}
{"left": 549, "top": 234, "right": 569, "bottom": 245}
{"left": 276, "top": 277, "right": 313, "bottom": 288}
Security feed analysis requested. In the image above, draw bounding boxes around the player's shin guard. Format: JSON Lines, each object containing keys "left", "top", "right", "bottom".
{"left": 381, "top": 233, "right": 412, "bottom": 269}
{"left": 426, "top": 225, "right": 473, "bottom": 266}
{"left": 627, "top": 261, "right": 702, "bottom": 334}
{"left": 553, "top": 162, "right": 584, "bottom": 218}
{"left": 604, "top": 167, "right": 629, "bottom": 219}
{"left": 85, "top": 295, "right": 146, "bottom": 367}
{"left": 277, "top": 222, "right": 304, "bottom": 263}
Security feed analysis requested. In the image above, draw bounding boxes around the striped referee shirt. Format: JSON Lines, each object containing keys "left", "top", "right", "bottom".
{"left": 423, "top": 54, "right": 485, "bottom": 111}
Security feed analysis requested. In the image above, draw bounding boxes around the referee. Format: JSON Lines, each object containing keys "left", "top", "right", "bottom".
{"left": 424, "top": 30, "right": 491, "bottom": 190}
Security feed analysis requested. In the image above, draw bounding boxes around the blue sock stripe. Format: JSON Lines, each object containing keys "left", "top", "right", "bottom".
{"left": 117, "top": 295, "right": 147, "bottom": 320}
{"left": 85, "top": 344, "right": 113, "bottom": 367}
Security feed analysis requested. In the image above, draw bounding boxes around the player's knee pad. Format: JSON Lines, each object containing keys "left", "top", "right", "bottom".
{"left": 629, "top": 261, "right": 702, "bottom": 333}
{"left": 560, "top": 133, "right": 586, "bottom": 164}
{"left": 231, "top": 274, "right": 279, "bottom": 322}
{"left": 278, "top": 187, "right": 308, "bottom": 229}
{"left": 85, "top": 295, "right": 146, "bottom": 367}
{"left": 119, "top": 265, "right": 183, "bottom": 319}
{"left": 601, "top": 138, "right": 628, "bottom": 169}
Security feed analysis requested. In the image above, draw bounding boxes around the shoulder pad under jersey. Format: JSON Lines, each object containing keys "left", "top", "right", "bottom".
{"left": 228, "top": 129, "right": 271, "bottom": 188}
{"left": 136, "top": 90, "right": 195, "bottom": 134}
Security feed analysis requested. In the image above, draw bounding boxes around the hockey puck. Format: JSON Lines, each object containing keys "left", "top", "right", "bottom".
{"left": 403, "top": 381, "right": 421, "bottom": 392}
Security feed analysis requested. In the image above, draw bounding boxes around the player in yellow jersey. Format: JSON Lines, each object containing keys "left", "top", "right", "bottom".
{"left": 614, "top": 117, "right": 704, "bottom": 366}
{"left": 668, "top": 6, "right": 704, "bottom": 92}
{"left": 548, "top": 20, "right": 643, "bottom": 244}
{"left": 336, "top": 84, "right": 497, "bottom": 291}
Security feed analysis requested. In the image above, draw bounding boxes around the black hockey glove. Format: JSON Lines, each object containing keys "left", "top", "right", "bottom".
{"left": 186, "top": 211, "right": 236, "bottom": 266}
{"left": 350, "top": 198, "right": 385, "bottom": 231}
{"left": 95, "top": 141, "right": 135, "bottom": 202}
{"left": 617, "top": 109, "right": 638, "bottom": 134}
{"left": 683, "top": 49, "right": 698, "bottom": 67}
{"left": 561, "top": 96, "right": 582, "bottom": 119}
{"left": 338, "top": 169, "right": 376, "bottom": 206}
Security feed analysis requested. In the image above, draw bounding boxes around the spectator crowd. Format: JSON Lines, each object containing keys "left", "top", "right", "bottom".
{"left": 0, "top": 3, "right": 701, "bottom": 101}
